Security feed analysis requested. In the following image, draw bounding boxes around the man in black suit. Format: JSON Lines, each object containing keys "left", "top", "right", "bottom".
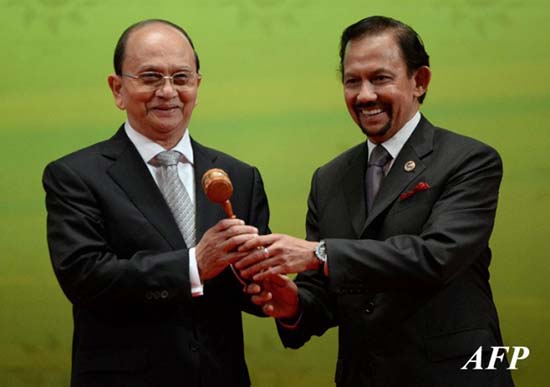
{"left": 43, "top": 19, "right": 269, "bottom": 387}
{"left": 237, "top": 16, "right": 514, "bottom": 386}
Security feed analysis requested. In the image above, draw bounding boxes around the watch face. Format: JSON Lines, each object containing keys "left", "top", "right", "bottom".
{"left": 315, "top": 241, "right": 327, "bottom": 262}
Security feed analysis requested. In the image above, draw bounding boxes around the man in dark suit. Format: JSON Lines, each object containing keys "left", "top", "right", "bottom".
{"left": 43, "top": 19, "right": 269, "bottom": 387}
{"left": 236, "top": 16, "right": 514, "bottom": 386}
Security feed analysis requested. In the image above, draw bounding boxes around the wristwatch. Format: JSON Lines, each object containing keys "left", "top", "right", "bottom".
{"left": 314, "top": 240, "right": 327, "bottom": 268}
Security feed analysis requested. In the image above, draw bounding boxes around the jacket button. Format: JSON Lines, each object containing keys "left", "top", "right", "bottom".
{"left": 161, "top": 290, "right": 169, "bottom": 299}
{"left": 368, "top": 360, "right": 375, "bottom": 375}
{"left": 365, "top": 301, "right": 375, "bottom": 314}
{"left": 189, "top": 343, "right": 199, "bottom": 352}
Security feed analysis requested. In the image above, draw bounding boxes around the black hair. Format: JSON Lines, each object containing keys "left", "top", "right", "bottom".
{"left": 339, "top": 16, "right": 430, "bottom": 103}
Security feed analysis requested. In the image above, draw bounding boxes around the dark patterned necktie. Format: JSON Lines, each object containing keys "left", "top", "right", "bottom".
{"left": 366, "top": 145, "right": 392, "bottom": 211}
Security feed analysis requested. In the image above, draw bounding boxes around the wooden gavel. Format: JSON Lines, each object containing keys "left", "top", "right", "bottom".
{"left": 201, "top": 168, "right": 236, "bottom": 218}
{"left": 203, "top": 168, "right": 266, "bottom": 272}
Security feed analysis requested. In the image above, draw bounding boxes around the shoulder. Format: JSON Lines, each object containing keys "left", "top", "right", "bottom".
{"left": 436, "top": 126, "right": 497, "bottom": 151}
{"left": 314, "top": 142, "right": 365, "bottom": 180}
{"left": 191, "top": 139, "right": 265, "bottom": 194}
{"left": 44, "top": 139, "right": 114, "bottom": 176}
{"left": 45, "top": 126, "right": 130, "bottom": 169}
{"left": 192, "top": 139, "right": 257, "bottom": 172}
{"left": 429, "top": 124, "right": 502, "bottom": 167}
{"left": 52, "top": 140, "right": 108, "bottom": 163}
{"left": 43, "top": 127, "right": 132, "bottom": 186}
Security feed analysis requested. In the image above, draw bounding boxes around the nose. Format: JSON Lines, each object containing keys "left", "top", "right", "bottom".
{"left": 156, "top": 77, "right": 178, "bottom": 98}
{"left": 356, "top": 81, "right": 377, "bottom": 103}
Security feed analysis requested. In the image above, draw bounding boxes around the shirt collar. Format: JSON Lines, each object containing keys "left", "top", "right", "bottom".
{"left": 124, "top": 122, "right": 194, "bottom": 166}
{"left": 367, "top": 111, "right": 421, "bottom": 160}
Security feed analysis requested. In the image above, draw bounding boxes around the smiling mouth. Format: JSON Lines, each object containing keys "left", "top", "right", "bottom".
{"left": 154, "top": 106, "right": 179, "bottom": 111}
{"left": 355, "top": 103, "right": 386, "bottom": 117}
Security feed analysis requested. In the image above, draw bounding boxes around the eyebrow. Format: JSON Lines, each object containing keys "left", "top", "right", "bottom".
{"left": 344, "top": 67, "right": 394, "bottom": 77}
{"left": 137, "top": 64, "right": 195, "bottom": 72}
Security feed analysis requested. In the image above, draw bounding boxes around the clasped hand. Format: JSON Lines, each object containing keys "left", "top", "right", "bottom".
{"left": 234, "top": 234, "right": 320, "bottom": 281}
{"left": 196, "top": 225, "right": 314, "bottom": 320}
{"left": 244, "top": 274, "right": 299, "bottom": 319}
{"left": 195, "top": 218, "right": 258, "bottom": 281}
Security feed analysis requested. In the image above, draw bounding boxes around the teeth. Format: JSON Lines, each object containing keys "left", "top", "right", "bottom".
{"left": 361, "top": 107, "right": 383, "bottom": 116}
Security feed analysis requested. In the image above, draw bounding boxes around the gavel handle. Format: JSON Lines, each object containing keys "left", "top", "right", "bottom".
{"left": 223, "top": 200, "right": 236, "bottom": 219}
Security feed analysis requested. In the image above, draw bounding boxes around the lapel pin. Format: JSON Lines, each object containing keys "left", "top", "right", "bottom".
{"left": 404, "top": 160, "right": 416, "bottom": 172}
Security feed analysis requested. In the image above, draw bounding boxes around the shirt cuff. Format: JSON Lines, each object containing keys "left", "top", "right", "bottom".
{"left": 189, "top": 247, "right": 203, "bottom": 297}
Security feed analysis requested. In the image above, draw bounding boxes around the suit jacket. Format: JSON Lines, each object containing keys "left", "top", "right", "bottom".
{"left": 278, "top": 116, "right": 514, "bottom": 387}
{"left": 43, "top": 126, "right": 270, "bottom": 387}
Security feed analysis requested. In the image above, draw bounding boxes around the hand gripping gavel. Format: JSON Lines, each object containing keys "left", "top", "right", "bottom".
{"left": 201, "top": 168, "right": 236, "bottom": 218}
{"left": 202, "top": 168, "right": 268, "bottom": 271}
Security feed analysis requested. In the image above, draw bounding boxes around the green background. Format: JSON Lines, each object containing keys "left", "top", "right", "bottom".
{"left": 1, "top": 0, "right": 549, "bottom": 386}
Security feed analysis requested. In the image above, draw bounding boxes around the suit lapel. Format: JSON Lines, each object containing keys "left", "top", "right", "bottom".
{"left": 191, "top": 139, "right": 223, "bottom": 242}
{"left": 362, "top": 116, "right": 435, "bottom": 234}
{"left": 103, "top": 127, "right": 185, "bottom": 249}
{"left": 342, "top": 144, "right": 368, "bottom": 237}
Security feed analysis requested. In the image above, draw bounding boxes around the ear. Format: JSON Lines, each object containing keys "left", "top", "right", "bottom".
{"left": 108, "top": 74, "right": 126, "bottom": 110}
{"left": 413, "top": 66, "right": 431, "bottom": 99}
{"left": 194, "top": 75, "right": 202, "bottom": 106}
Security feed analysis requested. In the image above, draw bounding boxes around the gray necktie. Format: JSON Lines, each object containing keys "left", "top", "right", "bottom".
{"left": 366, "top": 145, "right": 392, "bottom": 211}
{"left": 153, "top": 150, "right": 196, "bottom": 247}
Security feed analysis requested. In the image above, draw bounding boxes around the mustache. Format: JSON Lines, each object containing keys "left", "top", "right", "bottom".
{"left": 354, "top": 102, "right": 382, "bottom": 110}
{"left": 153, "top": 104, "right": 181, "bottom": 108}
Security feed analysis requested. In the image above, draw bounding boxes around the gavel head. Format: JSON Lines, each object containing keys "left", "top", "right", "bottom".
{"left": 201, "top": 168, "right": 233, "bottom": 204}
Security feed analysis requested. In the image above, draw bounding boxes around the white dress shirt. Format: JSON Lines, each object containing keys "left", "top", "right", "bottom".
{"left": 124, "top": 122, "right": 203, "bottom": 296}
{"left": 366, "top": 111, "right": 421, "bottom": 173}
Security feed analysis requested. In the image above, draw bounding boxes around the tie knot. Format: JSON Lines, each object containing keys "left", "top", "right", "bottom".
{"left": 154, "top": 150, "right": 181, "bottom": 167}
{"left": 368, "top": 145, "right": 392, "bottom": 167}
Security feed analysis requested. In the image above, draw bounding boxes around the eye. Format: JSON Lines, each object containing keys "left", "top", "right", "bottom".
{"left": 138, "top": 72, "right": 163, "bottom": 84}
{"left": 372, "top": 75, "right": 391, "bottom": 84}
{"left": 344, "top": 77, "right": 361, "bottom": 88}
{"left": 172, "top": 72, "right": 193, "bottom": 85}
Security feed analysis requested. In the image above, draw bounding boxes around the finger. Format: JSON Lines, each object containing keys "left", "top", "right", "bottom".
{"left": 226, "top": 224, "right": 259, "bottom": 235}
{"left": 252, "top": 266, "right": 286, "bottom": 282}
{"left": 267, "top": 273, "right": 291, "bottom": 287}
{"left": 241, "top": 263, "right": 278, "bottom": 280}
{"left": 224, "top": 251, "right": 249, "bottom": 265}
{"left": 223, "top": 225, "right": 259, "bottom": 240}
{"left": 237, "top": 234, "right": 280, "bottom": 252}
{"left": 234, "top": 246, "right": 269, "bottom": 270}
{"left": 244, "top": 283, "right": 261, "bottom": 295}
{"left": 215, "top": 218, "right": 246, "bottom": 231}
{"left": 225, "top": 233, "right": 259, "bottom": 252}
{"left": 240, "top": 250, "right": 288, "bottom": 277}
{"left": 262, "top": 303, "right": 275, "bottom": 316}
{"left": 251, "top": 291, "right": 272, "bottom": 305}
{"left": 235, "top": 237, "right": 264, "bottom": 252}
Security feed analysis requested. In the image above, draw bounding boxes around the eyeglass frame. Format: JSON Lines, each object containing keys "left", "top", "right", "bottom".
{"left": 121, "top": 71, "right": 201, "bottom": 90}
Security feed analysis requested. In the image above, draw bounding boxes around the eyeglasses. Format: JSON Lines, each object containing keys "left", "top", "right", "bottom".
{"left": 122, "top": 71, "right": 201, "bottom": 90}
